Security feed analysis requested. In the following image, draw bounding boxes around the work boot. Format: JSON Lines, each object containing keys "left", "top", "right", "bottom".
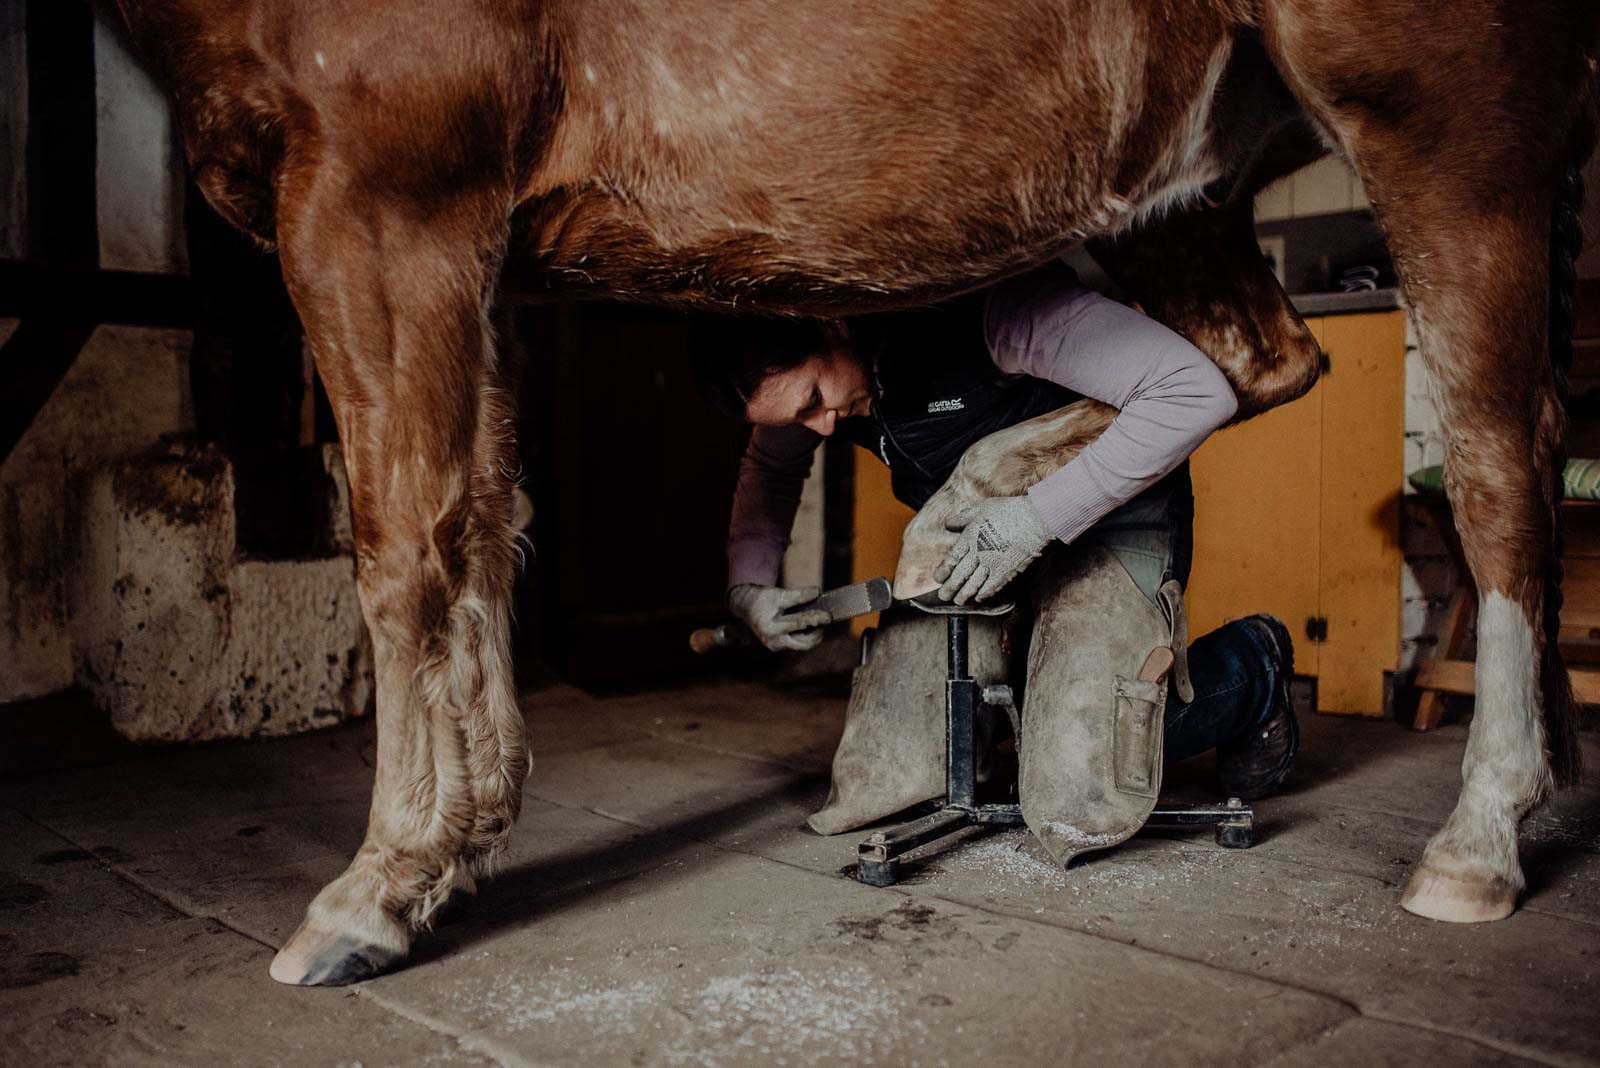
{"left": 1216, "top": 614, "right": 1298, "bottom": 801}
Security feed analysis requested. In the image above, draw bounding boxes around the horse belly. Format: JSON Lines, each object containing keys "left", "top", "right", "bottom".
{"left": 518, "top": 0, "right": 1238, "bottom": 313}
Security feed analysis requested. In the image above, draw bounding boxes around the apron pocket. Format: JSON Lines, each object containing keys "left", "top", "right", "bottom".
{"left": 1112, "top": 675, "right": 1165, "bottom": 798}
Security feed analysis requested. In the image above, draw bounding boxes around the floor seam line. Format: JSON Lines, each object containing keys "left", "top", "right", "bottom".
{"left": 1346, "top": 1008, "right": 1569, "bottom": 1068}
{"left": 921, "top": 885, "right": 1366, "bottom": 1017}
{"left": 352, "top": 987, "right": 548, "bottom": 1068}
{"left": 1305, "top": 796, "right": 1600, "bottom": 859}
{"left": 528, "top": 786, "right": 1597, "bottom": 925}
{"left": 1241, "top": 849, "right": 1410, "bottom": 889}
{"left": 632, "top": 728, "right": 829, "bottom": 775}
{"left": 924, "top": 888, "right": 1570, "bottom": 1067}
{"left": 11, "top": 808, "right": 523, "bottom": 1064}
{"left": 12, "top": 808, "right": 248, "bottom": 934}
{"left": 1520, "top": 903, "right": 1600, "bottom": 928}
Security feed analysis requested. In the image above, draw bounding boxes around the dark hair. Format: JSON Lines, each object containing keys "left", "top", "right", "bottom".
{"left": 688, "top": 313, "right": 829, "bottom": 420}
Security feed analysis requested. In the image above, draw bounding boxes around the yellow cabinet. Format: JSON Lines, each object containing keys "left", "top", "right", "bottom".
{"left": 1186, "top": 311, "right": 1406, "bottom": 716}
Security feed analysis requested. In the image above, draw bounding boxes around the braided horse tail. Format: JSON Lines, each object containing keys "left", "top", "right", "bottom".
{"left": 1543, "top": 74, "right": 1597, "bottom": 787}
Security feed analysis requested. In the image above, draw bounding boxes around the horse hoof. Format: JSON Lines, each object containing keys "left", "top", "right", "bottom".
{"left": 1400, "top": 864, "right": 1517, "bottom": 924}
{"left": 433, "top": 887, "right": 475, "bottom": 928}
{"left": 269, "top": 921, "right": 406, "bottom": 986}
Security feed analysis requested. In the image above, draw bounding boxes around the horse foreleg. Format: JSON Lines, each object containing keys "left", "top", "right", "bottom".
{"left": 1264, "top": 0, "right": 1595, "bottom": 921}
{"left": 1397, "top": 236, "right": 1570, "bottom": 922}
{"left": 266, "top": 176, "right": 525, "bottom": 984}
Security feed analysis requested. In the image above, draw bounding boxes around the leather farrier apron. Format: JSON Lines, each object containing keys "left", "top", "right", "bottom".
{"left": 807, "top": 291, "right": 1194, "bottom": 868}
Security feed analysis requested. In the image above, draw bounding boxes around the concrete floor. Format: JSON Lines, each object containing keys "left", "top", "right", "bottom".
{"left": 1, "top": 675, "right": 1597, "bottom": 1067}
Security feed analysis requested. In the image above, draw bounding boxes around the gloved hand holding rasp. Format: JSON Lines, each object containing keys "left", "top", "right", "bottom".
{"left": 692, "top": 578, "right": 894, "bottom": 653}
{"left": 729, "top": 585, "right": 831, "bottom": 651}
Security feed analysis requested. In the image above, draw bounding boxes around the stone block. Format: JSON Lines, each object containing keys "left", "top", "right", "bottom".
{"left": 224, "top": 558, "right": 370, "bottom": 734}
{"left": 74, "top": 445, "right": 371, "bottom": 742}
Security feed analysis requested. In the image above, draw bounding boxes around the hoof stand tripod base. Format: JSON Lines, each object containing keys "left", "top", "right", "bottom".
{"left": 855, "top": 609, "right": 1256, "bottom": 888}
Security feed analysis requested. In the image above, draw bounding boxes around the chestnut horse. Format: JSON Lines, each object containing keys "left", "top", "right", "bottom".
{"left": 112, "top": 0, "right": 1597, "bottom": 984}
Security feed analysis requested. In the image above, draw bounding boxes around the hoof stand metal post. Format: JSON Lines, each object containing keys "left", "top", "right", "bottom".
{"left": 855, "top": 612, "right": 1256, "bottom": 888}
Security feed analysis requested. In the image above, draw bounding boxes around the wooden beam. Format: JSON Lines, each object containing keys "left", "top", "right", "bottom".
{"left": 0, "top": 262, "right": 195, "bottom": 465}
{"left": 5, "top": 0, "right": 99, "bottom": 466}
{"left": 0, "top": 316, "right": 96, "bottom": 461}
{"left": 1413, "top": 588, "right": 1474, "bottom": 731}
{"left": 1415, "top": 657, "right": 1600, "bottom": 707}
{"left": 1413, "top": 658, "right": 1474, "bottom": 695}
{"left": 25, "top": 0, "right": 97, "bottom": 266}
{"left": 0, "top": 262, "right": 195, "bottom": 328}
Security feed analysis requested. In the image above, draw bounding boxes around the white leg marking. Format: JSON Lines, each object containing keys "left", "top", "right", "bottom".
{"left": 1401, "top": 591, "right": 1548, "bottom": 923}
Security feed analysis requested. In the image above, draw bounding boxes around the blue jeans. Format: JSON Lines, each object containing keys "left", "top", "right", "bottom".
{"left": 1078, "top": 465, "right": 1280, "bottom": 762}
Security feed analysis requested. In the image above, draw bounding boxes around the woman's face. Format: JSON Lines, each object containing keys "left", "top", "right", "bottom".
{"left": 743, "top": 327, "right": 872, "bottom": 436}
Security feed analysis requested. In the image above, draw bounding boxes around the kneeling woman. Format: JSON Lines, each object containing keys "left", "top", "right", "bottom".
{"left": 693, "top": 261, "right": 1296, "bottom": 866}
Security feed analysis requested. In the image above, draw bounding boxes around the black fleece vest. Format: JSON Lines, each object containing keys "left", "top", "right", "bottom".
{"left": 836, "top": 291, "right": 1081, "bottom": 511}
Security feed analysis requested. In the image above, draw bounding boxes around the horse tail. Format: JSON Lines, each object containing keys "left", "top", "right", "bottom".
{"left": 1543, "top": 76, "right": 1597, "bottom": 788}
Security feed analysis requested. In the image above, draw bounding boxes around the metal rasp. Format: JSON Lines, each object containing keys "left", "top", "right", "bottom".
{"left": 689, "top": 577, "right": 893, "bottom": 653}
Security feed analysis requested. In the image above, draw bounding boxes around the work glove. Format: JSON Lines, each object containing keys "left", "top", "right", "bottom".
{"left": 934, "top": 496, "right": 1052, "bottom": 604}
{"left": 728, "top": 584, "right": 832, "bottom": 651}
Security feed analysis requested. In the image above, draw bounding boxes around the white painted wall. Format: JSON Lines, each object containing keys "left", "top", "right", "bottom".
{"left": 1255, "top": 156, "right": 1369, "bottom": 223}
{"left": 94, "top": 7, "right": 187, "bottom": 273}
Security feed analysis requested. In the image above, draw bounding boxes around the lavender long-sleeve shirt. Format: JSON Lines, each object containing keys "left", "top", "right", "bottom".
{"left": 726, "top": 263, "right": 1238, "bottom": 589}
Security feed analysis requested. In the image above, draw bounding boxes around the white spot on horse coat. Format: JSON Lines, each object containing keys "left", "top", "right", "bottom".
{"left": 649, "top": 56, "right": 682, "bottom": 97}
{"left": 315, "top": 50, "right": 327, "bottom": 70}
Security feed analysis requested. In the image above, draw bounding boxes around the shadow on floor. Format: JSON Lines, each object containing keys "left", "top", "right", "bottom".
{"left": 411, "top": 770, "right": 831, "bottom": 967}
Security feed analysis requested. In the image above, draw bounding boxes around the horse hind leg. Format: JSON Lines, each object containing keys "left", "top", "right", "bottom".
{"left": 1264, "top": 0, "right": 1597, "bottom": 921}
{"left": 1089, "top": 183, "right": 1324, "bottom": 421}
{"left": 265, "top": 166, "right": 527, "bottom": 984}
